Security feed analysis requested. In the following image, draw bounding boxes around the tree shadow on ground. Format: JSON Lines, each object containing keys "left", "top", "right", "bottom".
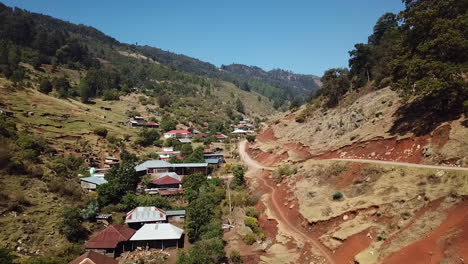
{"left": 387, "top": 97, "right": 463, "bottom": 137}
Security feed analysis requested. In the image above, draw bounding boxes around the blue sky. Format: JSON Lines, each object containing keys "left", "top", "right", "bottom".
{"left": 2, "top": 0, "right": 404, "bottom": 76}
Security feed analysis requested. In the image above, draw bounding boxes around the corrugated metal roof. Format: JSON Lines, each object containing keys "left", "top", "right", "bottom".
{"left": 130, "top": 223, "right": 184, "bottom": 241}
{"left": 125, "top": 207, "right": 167, "bottom": 224}
{"left": 80, "top": 176, "right": 108, "bottom": 185}
{"left": 205, "top": 159, "right": 221, "bottom": 164}
{"left": 68, "top": 251, "right": 118, "bottom": 264}
{"left": 172, "top": 163, "right": 208, "bottom": 168}
{"left": 135, "top": 160, "right": 172, "bottom": 171}
{"left": 166, "top": 210, "right": 186, "bottom": 216}
{"left": 85, "top": 224, "right": 136, "bottom": 249}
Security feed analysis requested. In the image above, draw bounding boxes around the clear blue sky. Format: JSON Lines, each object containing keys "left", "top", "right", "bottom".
{"left": 2, "top": 0, "right": 404, "bottom": 76}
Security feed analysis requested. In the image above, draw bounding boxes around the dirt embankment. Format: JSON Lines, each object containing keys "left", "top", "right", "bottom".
{"left": 382, "top": 200, "right": 468, "bottom": 264}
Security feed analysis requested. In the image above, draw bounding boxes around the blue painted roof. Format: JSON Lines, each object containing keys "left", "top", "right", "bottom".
{"left": 80, "top": 176, "right": 108, "bottom": 185}
{"left": 205, "top": 159, "right": 221, "bottom": 164}
{"left": 135, "top": 160, "right": 172, "bottom": 171}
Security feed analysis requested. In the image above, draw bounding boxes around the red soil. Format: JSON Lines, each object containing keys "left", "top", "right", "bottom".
{"left": 333, "top": 228, "right": 375, "bottom": 264}
{"left": 284, "top": 142, "right": 313, "bottom": 160}
{"left": 333, "top": 162, "right": 367, "bottom": 189}
{"left": 257, "top": 127, "right": 277, "bottom": 142}
{"left": 246, "top": 144, "right": 288, "bottom": 166}
{"left": 382, "top": 200, "right": 468, "bottom": 264}
{"left": 318, "top": 136, "right": 428, "bottom": 163}
{"left": 316, "top": 124, "right": 453, "bottom": 165}
{"left": 430, "top": 124, "right": 451, "bottom": 148}
{"left": 382, "top": 198, "right": 444, "bottom": 248}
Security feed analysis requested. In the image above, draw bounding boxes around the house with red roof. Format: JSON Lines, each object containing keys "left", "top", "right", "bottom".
{"left": 151, "top": 172, "right": 182, "bottom": 189}
{"left": 85, "top": 224, "right": 136, "bottom": 258}
{"left": 163, "top": 130, "right": 192, "bottom": 139}
{"left": 69, "top": 251, "right": 118, "bottom": 264}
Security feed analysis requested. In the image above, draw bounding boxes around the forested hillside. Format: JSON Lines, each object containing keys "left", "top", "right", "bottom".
{"left": 305, "top": 0, "right": 467, "bottom": 130}
{"left": 0, "top": 1, "right": 314, "bottom": 113}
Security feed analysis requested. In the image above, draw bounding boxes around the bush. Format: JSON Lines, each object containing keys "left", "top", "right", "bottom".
{"left": 332, "top": 191, "right": 343, "bottom": 200}
{"left": 244, "top": 216, "right": 259, "bottom": 232}
{"left": 273, "top": 165, "right": 296, "bottom": 182}
{"left": 135, "top": 128, "right": 160, "bottom": 147}
{"left": 230, "top": 250, "right": 243, "bottom": 264}
{"left": 245, "top": 207, "right": 259, "bottom": 219}
{"left": 39, "top": 79, "right": 53, "bottom": 94}
{"left": 102, "top": 89, "right": 120, "bottom": 101}
{"left": 242, "top": 233, "right": 256, "bottom": 245}
{"left": 232, "top": 165, "right": 245, "bottom": 186}
{"left": 245, "top": 135, "right": 256, "bottom": 143}
{"left": 93, "top": 127, "right": 108, "bottom": 137}
{"left": 59, "top": 207, "right": 87, "bottom": 242}
{"left": 295, "top": 113, "right": 306, "bottom": 123}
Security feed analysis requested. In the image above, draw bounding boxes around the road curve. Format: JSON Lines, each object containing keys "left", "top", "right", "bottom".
{"left": 330, "top": 158, "right": 468, "bottom": 171}
{"left": 238, "top": 140, "right": 336, "bottom": 264}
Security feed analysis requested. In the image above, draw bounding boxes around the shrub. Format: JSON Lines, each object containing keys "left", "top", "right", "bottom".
{"left": 230, "top": 250, "right": 243, "bottom": 264}
{"left": 295, "top": 113, "right": 306, "bottom": 123}
{"left": 38, "top": 79, "right": 53, "bottom": 94}
{"left": 243, "top": 233, "right": 256, "bottom": 245}
{"left": 232, "top": 165, "right": 245, "bottom": 186}
{"left": 332, "top": 191, "right": 343, "bottom": 200}
{"left": 244, "top": 216, "right": 259, "bottom": 232}
{"left": 102, "top": 89, "right": 120, "bottom": 101}
{"left": 245, "top": 135, "right": 256, "bottom": 143}
{"left": 245, "top": 207, "right": 259, "bottom": 219}
{"left": 93, "top": 127, "right": 108, "bottom": 137}
{"left": 59, "top": 207, "right": 87, "bottom": 242}
{"left": 273, "top": 165, "right": 296, "bottom": 182}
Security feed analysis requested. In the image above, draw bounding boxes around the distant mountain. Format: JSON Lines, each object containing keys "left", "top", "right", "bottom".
{"left": 134, "top": 45, "right": 321, "bottom": 106}
{"left": 220, "top": 64, "right": 321, "bottom": 102}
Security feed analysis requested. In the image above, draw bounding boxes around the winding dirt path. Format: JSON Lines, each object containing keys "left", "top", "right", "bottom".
{"left": 330, "top": 158, "right": 468, "bottom": 171}
{"left": 239, "top": 140, "right": 336, "bottom": 264}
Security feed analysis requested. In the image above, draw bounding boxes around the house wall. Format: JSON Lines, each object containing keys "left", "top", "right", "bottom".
{"left": 130, "top": 236, "right": 184, "bottom": 250}
{"left": 81, "top": 181, "right": 97, "bottom": 191}
{"left": 173, "top": 167, "right": 207, "bottom": 176}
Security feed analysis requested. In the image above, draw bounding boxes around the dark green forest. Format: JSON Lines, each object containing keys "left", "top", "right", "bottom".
{"left": 310, "top": 0, "right": 467, "bottom": 127}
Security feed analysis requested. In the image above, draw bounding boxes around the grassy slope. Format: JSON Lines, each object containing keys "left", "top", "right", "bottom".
{"left": 0, "top": 59, "right": 275, "bottom": 257}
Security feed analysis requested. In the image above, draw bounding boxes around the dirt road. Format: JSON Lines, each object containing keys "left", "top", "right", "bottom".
{"left": 239, "top": 140, "right": 336, "bottom": 264}
{"left": 330, "top": 158, "right": 468, "bottom": 171}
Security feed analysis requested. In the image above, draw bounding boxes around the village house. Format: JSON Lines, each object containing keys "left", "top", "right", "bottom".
{"left": 104, "top": 157, "right": 120, "bottom": 168}
{"left": 157, "top": 147, "right": 180, "bottom": 160}
{"left": 178, "top": 138, "right": 192, "bottom": 144}
{"left": 163, "top": 130, "right": 192, "bottom": 139}
{"left": 80, "top": 176, "right": 108, "bottom": 192}
{"left": 85, "top": 224, "right": 136, "bottom": 258}
{"left": 150, "top": 172, "right": 182, "bottom": 189}
{"left": 135, "top": 160, "right": 208, "bottom": 176}
{"left": 69, "top": 251, "right": 117, "bottom": 264}
{"left": 125, "top": 207, "right": 167, "bottom": 230}
{"left": 129, "top": 223, "right": 185, "bottom": 250}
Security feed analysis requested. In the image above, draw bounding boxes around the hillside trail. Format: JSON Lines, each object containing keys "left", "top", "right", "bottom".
{"left": 330, "top": 158, "right": 468, "bottom": 171}
{"left": 238, "top": 140, "right": 336, "bottom": 264}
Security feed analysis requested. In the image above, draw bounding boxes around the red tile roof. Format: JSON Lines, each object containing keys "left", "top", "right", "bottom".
{"left": 152, "top": 176, "right": 182, "bottom": 185}
{"left": 85, "top": 224, "right": 136, "bottom": 249}
{"left": 69, "top": 251, "right": 118, "bottom": 264}
{"left": 147, "top": 122, "right": 158, "bottom": 126}
{"left": 165, "top": 130, "right": 190, "bottom": 134}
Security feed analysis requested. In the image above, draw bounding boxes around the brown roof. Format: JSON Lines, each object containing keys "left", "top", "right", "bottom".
{"left": 69, "top": 251, "right": 118, "bottom": 264}
{"left": 152, "top": 175, "right": 182, "bottom": 185}
{"left": 85, "top": 224, "right": 136, "bottom": 249}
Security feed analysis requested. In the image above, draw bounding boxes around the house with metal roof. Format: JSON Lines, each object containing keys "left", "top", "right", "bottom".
{"left": 164, "top": 130, "right": 192, "bottom": 139}
{"left": 151, "top": 172, "right": 182, "bottom": 189}
{"left": 135, "top": 160, "right": 208, "bottom": 176}
{"left": 80, "top": 176, "right": 108, "bottom": 192}
{"left": 69, "top": 251, "right": 117, "bottom": 264}
{"left": 85, "top": 224, "right": 136, "bottom": 258}
{"left": 125, "top": 207, "right": 167, "bottom": 229}
{"left": 129, "top": 223, "right": 185, "bottom": 249}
